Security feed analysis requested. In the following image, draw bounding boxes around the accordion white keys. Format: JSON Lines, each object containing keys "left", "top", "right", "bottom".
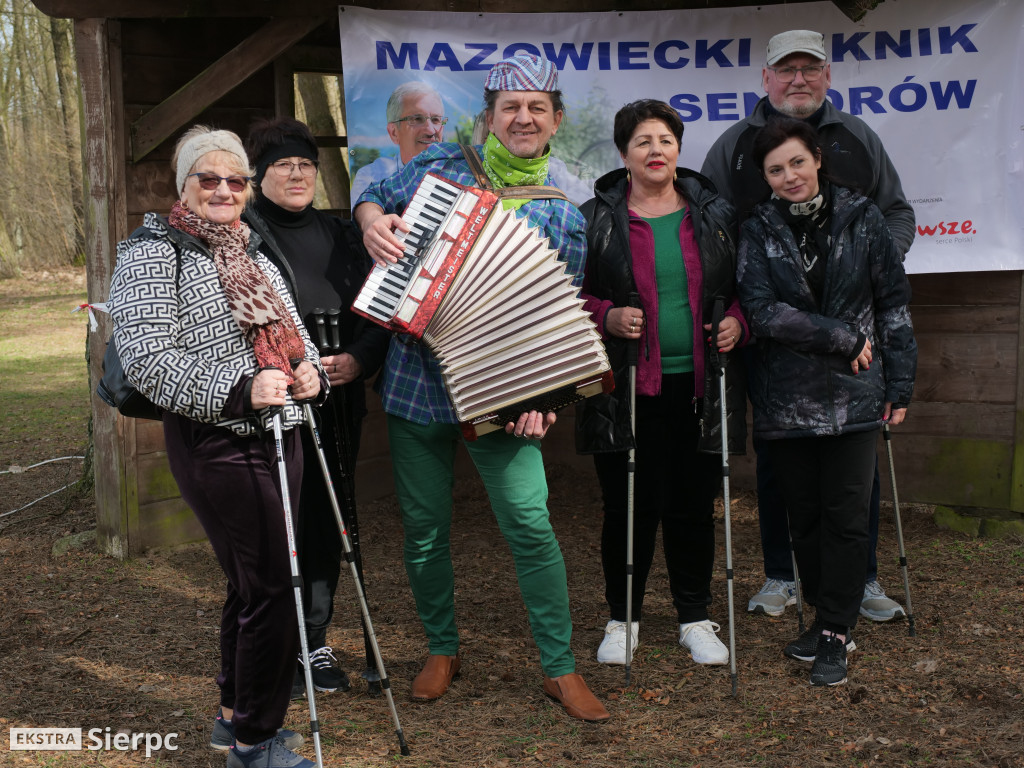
{"left": 353, "top": 173, "right": 613, "bottom": 439}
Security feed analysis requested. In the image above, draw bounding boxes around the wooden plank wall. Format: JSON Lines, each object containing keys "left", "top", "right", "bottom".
{"left": 891, "top": 271, "right": 1022, "bottom": 510}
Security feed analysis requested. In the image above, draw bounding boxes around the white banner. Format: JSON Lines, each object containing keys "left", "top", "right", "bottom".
{"left": 339, "top": 0, "right": 1024, "bottom": 274}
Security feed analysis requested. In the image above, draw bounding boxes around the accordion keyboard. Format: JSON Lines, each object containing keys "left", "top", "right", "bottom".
{"left": 353, "top": 175, "right": 463, "bottom": 325}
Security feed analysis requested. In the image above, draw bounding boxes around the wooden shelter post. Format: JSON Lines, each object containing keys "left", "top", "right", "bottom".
{"left": 76, "top": 17, "right": 130, "bottom": 557}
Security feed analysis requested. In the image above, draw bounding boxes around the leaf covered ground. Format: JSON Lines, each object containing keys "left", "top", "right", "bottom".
{"left": 2, "top": 270, "right": 1022, "bottom": 767}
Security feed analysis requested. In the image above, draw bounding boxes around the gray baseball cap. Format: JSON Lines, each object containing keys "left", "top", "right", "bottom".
{"left": 766, "top": 30, "right": 827, "bottom": 65}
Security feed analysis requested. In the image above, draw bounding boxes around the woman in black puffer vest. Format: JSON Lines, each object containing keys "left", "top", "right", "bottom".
{"left": 578, "top": 99, "right": 747, "bottom": 669}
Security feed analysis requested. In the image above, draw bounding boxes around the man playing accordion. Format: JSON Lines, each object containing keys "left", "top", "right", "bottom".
{"left": 354, "top": 53, "right": 609, "bottom": 722}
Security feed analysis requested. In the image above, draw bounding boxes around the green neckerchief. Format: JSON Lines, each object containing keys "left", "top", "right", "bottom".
{"left": 482, "top": 132, "right": 550, "bottom": 211}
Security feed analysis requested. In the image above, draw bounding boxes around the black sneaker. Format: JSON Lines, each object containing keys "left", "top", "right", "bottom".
{"left": 784, "top": 623, "right": 856, "bottom": 663}
{"left": 294, "top": 646, "right": 350, "bottom": 696}
{"left": 810, "top": 632, "right": 848, "bottom": 686}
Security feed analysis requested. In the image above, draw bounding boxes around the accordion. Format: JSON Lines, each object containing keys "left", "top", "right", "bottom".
{"left": 353, "top": 173, "right": 612, "bottom": 439}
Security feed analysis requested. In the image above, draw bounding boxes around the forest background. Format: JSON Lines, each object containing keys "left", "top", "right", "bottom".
{"left": 0, "top": 0, "right": 81, "bottom": 277}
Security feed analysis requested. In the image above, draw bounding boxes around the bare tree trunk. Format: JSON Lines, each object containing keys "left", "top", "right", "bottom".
{"left": 296, "top": 73, "right": 349, "bottom": 211}
{"left": 50, "top": 17, "right": 85, "bottom": 256}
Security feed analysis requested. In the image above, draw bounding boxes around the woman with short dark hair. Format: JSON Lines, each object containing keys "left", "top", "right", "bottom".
{"left": 243, "top": 116, "right": 388, "bottom": 699}
{"left": 738, "top": 116, "right": 917, "bottom": 686}
{"left": 579, "top": 99, "right": 748, "bottom": 668}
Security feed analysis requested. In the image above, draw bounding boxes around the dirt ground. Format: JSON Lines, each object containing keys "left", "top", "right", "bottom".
{"left": 3, "top": 444, "right": 1023, "bottom": 767}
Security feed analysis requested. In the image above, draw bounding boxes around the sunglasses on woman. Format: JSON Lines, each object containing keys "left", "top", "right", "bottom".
{"left": 187, "top": 172, "right": 251, "bottom": 192}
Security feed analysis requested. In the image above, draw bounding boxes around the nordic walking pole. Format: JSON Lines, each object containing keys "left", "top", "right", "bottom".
{"left": 624, "top": 292, "right": 641, "bottom": 687}
{"left": 882, "top": 424, "right": 916, "bottom": 637}
{"left": 787, "top": 518, "right": 805, "bottom": 633}
{"left": 711, "top": 301, "right": 738, "bottom": 697}
{"left": 269, "top": 402, "right": 325, "bottom": 768}
{"left": 299, "top": 396, "right": 411, "bottom": 756}
{"left": 315, "top": 309, "right": 381, "bottom": 694}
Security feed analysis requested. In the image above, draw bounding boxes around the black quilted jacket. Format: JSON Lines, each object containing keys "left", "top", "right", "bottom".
{"left": 737, "top": 184, "right": 917, "bottom": 439}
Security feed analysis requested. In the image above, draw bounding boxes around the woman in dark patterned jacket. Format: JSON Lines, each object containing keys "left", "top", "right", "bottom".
{"left": 737, "top": 117, "right": 917, "bottom": 688}
{"left": 109, "top": 126, "right": 324, "bottom": 768}
{"left": 578, "top": 99, "right": 748, "bottom": 670}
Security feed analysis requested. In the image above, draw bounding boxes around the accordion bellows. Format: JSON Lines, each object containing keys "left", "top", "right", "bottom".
{"left": 354, "top": 173, "right": 612, "bottom": 438}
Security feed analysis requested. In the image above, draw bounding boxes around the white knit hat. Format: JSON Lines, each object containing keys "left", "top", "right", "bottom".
{"left": 175, "top": 129, "right": 250, "bottom": 194}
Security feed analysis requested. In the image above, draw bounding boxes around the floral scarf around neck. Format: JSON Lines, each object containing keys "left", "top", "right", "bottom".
{"left": 168, "top": 200, "right": 305, "bottom": 380}
{"left": 482, "top": 132, "right": 550, "bottom": 211}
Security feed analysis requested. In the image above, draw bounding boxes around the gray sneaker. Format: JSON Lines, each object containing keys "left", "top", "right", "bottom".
{"left": 226, "top": 736, "right": 313, "bottom": 768}
{"left": 860, "top": 580, "right": 907, "bottom": 622}
{"left": 747, "top": 578, "right": 797, "bottom": 617}
{"left": 210, "top": 710, "right": 303, "bottom": 752}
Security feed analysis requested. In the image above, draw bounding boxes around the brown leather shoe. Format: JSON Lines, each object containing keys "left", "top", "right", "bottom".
{"left": 411, "top": 654, "right": 461, "bottom": 700}
{"left": 543, "top": 673, "right": 611, "bottom": 722}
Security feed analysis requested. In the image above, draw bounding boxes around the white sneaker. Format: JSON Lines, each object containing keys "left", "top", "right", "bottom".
{"left": 679, "top": 620, "right": 729, "bottom": 665}
{"left": 596, "top": 619, "right": 639, "bottom": 665}
{"left": 747, "top": 578, "right": 797, "bottom": 617}
{"left": 860, "top": 580, "right": 907, "bottom": 622}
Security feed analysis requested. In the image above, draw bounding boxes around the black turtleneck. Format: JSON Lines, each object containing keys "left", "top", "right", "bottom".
{"left": 244, "top": 192, "right": 391, "bottom": 415}
{"left": 253, "top": 193, "right": 349, "bottom": 319}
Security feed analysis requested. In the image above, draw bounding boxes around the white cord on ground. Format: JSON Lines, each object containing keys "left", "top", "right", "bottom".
{"left": 2, "top": 455, "right": 86, "bottom": 474}
{"left": 2, "top": 455, "right": 86, "bottom": 518}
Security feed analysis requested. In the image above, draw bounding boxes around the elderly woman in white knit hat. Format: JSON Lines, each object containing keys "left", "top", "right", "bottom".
{"left": 108, "top": 125, "right": 325, "bottom": 768}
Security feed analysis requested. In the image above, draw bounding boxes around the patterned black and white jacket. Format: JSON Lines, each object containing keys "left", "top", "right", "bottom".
{"left": 109, "top": 212, "right": 323, "bottom": 436}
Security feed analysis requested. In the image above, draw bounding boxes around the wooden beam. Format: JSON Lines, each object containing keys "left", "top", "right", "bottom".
{"left": 75, "top": 17, "right": 129, "bottom": 558}
{"left": 829, "top": 0, "right": 882, "bottom": 22}
{"left": 33, "top": 0, "right": 829, "bottom": 19}
{"left": 274, "top": 59, "right": 296, "bottom": 119}
{"left": 130, "top": 16, "right": 327, "bottom": 162}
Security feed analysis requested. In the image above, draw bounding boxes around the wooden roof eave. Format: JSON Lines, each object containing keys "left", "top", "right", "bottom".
{"left": 32, "top": 0, "right": 874, "bottom": 23}
{"left": 129, "top": 16, "right": 328, "bottom": 162}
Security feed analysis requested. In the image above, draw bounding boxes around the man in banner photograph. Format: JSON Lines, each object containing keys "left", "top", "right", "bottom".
{"left": 350, "top": 81, "right": 447, "bottom": 202}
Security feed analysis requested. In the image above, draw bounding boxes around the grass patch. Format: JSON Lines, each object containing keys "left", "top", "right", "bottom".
{"left": 0, "top": 268, "right": 90, "bottom": 466}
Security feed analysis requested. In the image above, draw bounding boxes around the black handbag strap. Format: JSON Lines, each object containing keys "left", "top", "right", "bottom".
{"left": 458, "top": 143, "right": 570, "bottom": 203}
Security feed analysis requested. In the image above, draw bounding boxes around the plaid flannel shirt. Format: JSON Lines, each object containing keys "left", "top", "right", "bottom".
{"left": 356, "top": 142, "right": 588, "bottom": 425}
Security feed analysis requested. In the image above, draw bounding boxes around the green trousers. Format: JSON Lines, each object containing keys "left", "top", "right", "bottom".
{"left": 387, "top": 415, "right": 576, "bottom": 678}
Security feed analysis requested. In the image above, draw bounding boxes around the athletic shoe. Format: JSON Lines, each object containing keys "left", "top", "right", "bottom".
{"left": 860, "top": 580, "right": 907, "bottom": 622}
{"left": 210, "top": 710, "right": 303, "bottom": 752}
{"left": 809, "top": 633, "right": 848, "bottom": 686}
{"left": 678, "top": 620, "right": 729, "bottom": 665}
{"left": 292, "top": 646, "right": 350, "bottom": 698}
{"left": 226, "top": 736, "right": 313, "bottom": 768}
{"left": 747, "top": 578, "right": 797, "bottom": 617}
{"left": 783, "top": 622, "right": 856, "bottom": 663}
{"left": 596, "top": 620, "right": 639, "bottom": 665}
